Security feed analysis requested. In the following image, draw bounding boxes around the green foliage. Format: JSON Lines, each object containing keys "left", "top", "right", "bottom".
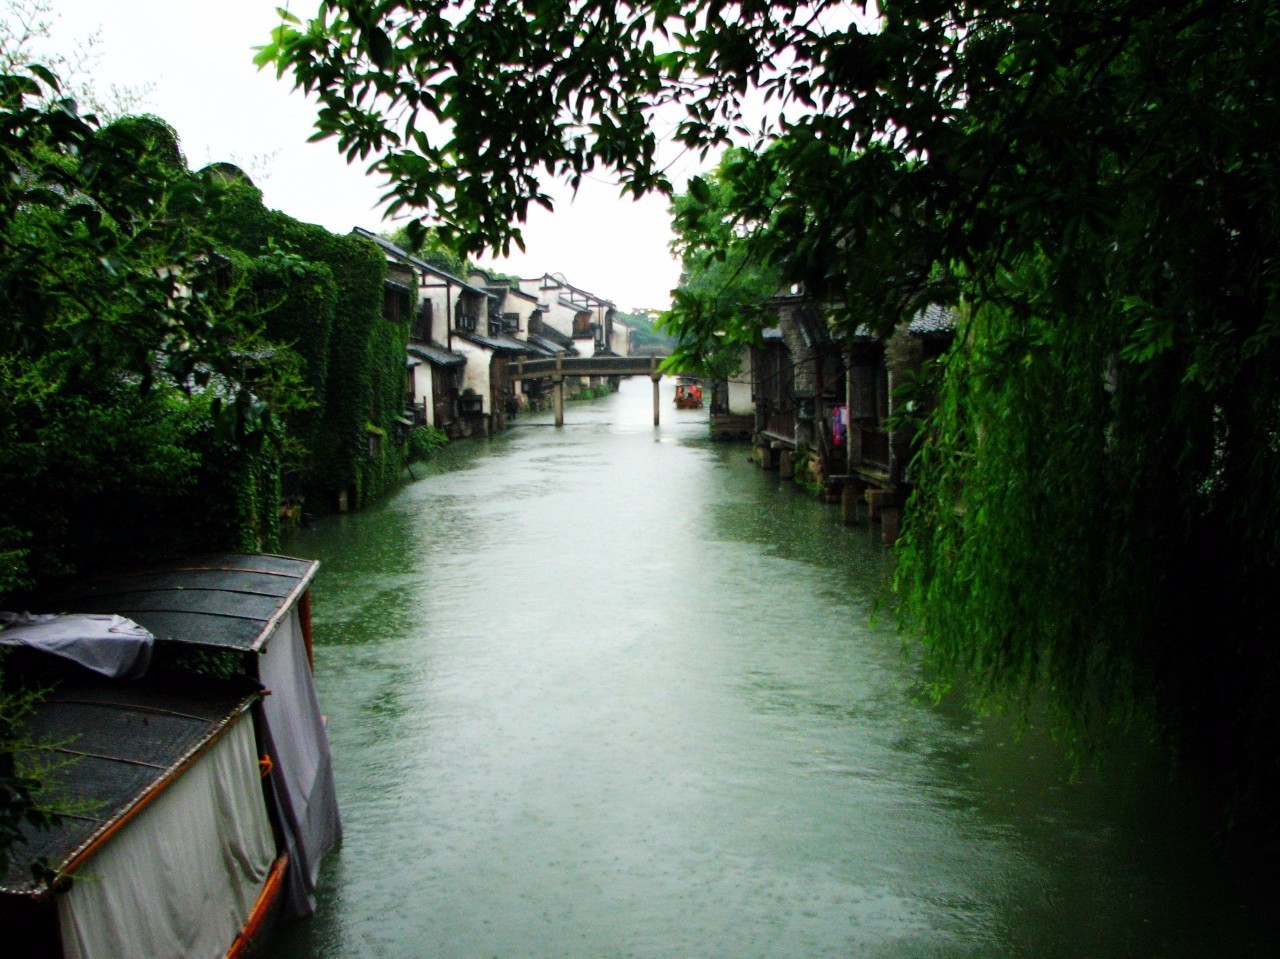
{"left": 790, "top": 446, "right": 826, "bottom": 498}
{"left": 385, "top": 223, "right": 469, "bottom": 277}
{"left": 361, "top": 297, "right": 410, "bottom": 503}
{"left": 616, "top": 309, "right": 674, "bottom": 352}
{"left": 661, "top": 149, "right": 787, "bottom": 376}
{"left": 258, "top": 0, "right": 676, "bottom": 254}
{"left": 178, "top": 391, "right": 285, "bottom": 555}
{"left": 0, "top": 56, "right": 285, "bottom": 870}
{"left": 567, "top": 384, "right": 612, "bottom": 401}
{"left": 406, "top": 424, "right": 448, "bottom": 463}
{"left": 889, "top": 5, "right": 1280, "bottom": 839}
{"left": 206, "top": 183, "right": 390, "bottom": 508}
{"left": 0, "top": 66, "right": 296, "bottom": 594}
{"left": 0, "top": 659, "right": 57, "bottom": 878}
{"left": 0, "top": 56, "right": 398, "bottom": 869}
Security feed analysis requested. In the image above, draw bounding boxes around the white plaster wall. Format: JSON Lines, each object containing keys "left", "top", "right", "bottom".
{"left": 517, "top": 279, "right": 564, "bottom": 334}
{"left": 488, "top": 288, "right": 540, "bottom": 339}
{"left": 416, "top": 271, "right": 481, "bottom": 419}
{"left": 409, "top": 362, "right": 436, "bottom": 425}
{"left": 507, "top": 295, "right": 539, "bottom": 337}
{"left": 728, "top": 347, "right": 754, "bottom": 415}
{"left": 417, "top": 279, "right": 454, "bottom": 346}
{"left": 544, "top": 300, "right": 579, "bottom": 340}
{"left": 611, "top": 321, "right": 633, "bottom": 357}
{"left": 454, "top": 338, "right": 493, "bottom": 413}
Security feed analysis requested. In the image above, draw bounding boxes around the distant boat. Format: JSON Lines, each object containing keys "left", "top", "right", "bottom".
{"left": 674, "top": 376, "right": 704, "bottom": 409}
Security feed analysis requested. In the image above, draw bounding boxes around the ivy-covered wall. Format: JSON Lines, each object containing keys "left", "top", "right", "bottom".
{"left": 206, "top": 183, "right": 401, "bottom": 512}
{"left": 361, "top": 297, "right": 412, "bottom": 505}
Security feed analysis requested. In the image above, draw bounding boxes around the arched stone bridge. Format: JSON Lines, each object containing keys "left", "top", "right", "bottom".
{"left": 510, "top": 354, "right": 673, "bottom": 425}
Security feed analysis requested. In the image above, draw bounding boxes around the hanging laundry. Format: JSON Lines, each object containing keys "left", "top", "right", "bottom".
{"left": 832, "top": 405, "right": 849, "bottom": 446}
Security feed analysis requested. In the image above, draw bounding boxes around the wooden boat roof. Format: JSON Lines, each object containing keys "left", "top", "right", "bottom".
{"left": 48, "top": 553, "right": 319, "bottom": 654}
{"left": 0, "top": 677, "right": 260, "bottom": 896}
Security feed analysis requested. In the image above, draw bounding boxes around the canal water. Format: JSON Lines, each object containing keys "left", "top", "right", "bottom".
{"left": 270, "top": 378, "right": 1274, "bottom": 959}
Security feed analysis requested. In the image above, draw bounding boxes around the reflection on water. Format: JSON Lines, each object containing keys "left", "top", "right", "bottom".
{"left": 269, "top": 378, "right": 1275, "bottom": 959}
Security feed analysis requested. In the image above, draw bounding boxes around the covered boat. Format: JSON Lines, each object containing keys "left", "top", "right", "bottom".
{"left": 674, "top": 376, "right": 704, "bottom": 409}
{"left": 0, "top": 553, "right": 340, "bottom": 958}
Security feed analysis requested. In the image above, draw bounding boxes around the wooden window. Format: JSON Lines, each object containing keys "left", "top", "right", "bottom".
{"left": 411, "top": 301, "right": 432, "bottom": 342}
{"left": 382, "top": 285, "right": 411, "bottom": 323}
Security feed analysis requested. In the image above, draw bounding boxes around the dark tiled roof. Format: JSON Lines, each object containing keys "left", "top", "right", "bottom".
{"left": 454, "top": 329, "right": 537, "bottom": 354}
{"left": 408, "top": 341, "right": 467, "bottom": 367}
{"left": 525, "top": 335, "right": 567, "bottom": 356}
{"left": 45, "top": 553, "right": 318, "bottom": 654}
{"left": 532, "top": 325, "right": 576, "bottom": 351}
{"left": 487, "top": 332, "right": 538, "bottom": 354}
{"left": 352, "top": 227, "right": 491, "bottom": 296}
{"left": 908, "top": 303, "right": 956, "bottom": 335}
{"left": 854, "top": 304, "right": 957, "bottom": 340}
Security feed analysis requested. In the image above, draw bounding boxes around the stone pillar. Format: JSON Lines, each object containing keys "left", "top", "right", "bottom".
{"left": 885, "top": 323, "right": 924, "bottom": 487}
{"left": 881, "top": 506, "right": 902, "bottom": 546}
{"left": 652, "top": 374, "right": 661, "bottom": 427}
{"left": 779, "top": 450, "right": 795, "bottom": 479}
{"left": 554, "top": 375, "right": 565, "bottom": 427}
{"left": 841, "top": 483, "right": 860, "bottom": 524}
{"left": 865, "top": 487, "right": 895, "bottom": 520}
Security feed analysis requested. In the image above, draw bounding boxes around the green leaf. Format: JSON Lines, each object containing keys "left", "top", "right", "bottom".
{"left": 366, "top": 26, "right": 394, "bottom": 70}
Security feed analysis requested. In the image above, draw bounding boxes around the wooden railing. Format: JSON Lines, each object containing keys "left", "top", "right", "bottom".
{"left": 508, "top": 355, "right": 666, "bottom": 379}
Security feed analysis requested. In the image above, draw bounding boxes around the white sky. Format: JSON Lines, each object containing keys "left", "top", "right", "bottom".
{"left": 43, "top": 0, "right": 694, "bottom": 311}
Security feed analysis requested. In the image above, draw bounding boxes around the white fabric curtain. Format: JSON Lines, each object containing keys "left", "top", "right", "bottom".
{"left": 258, "top": 607, "right": 342, "bottom": 917}
{"left": 57, "top": 712, "right": 275, "bottom": 959}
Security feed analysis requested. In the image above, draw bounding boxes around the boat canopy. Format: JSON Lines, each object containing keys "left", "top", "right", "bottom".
{"left": 21, "top": 552, "right": 341, "bottom": 920}
{"left": 50, "top": 553, "right": 318, "bottom": 653}
{"left": 0, "top": 677, "right": 264, "bottom": 899}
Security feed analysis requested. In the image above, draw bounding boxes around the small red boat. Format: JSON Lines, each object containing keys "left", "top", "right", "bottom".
{"left": 674, "top": 376, "right": 704, "bottom": 409}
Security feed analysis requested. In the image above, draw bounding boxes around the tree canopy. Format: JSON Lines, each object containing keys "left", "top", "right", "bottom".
{"left": 264, "top": 0, "right": 1280, "bottom": 838}
{"left": 662, "top": 147, "right": 786, "bottom": 376}
{"left": 0, "top": 70, "right": 294, "bottom": 596}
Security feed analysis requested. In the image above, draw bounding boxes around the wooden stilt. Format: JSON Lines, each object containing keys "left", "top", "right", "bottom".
{"left": 841, "top": 484, "right": 860, "bottom": 525}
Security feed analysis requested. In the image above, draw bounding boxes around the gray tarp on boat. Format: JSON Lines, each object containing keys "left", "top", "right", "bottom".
{"left": 0, "top": 612, "right": 153, "bottom": 678}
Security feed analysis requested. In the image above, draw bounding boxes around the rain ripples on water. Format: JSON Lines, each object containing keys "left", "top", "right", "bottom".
{"left": 270, "top": 379, "right": 1275, "bottom": 959}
